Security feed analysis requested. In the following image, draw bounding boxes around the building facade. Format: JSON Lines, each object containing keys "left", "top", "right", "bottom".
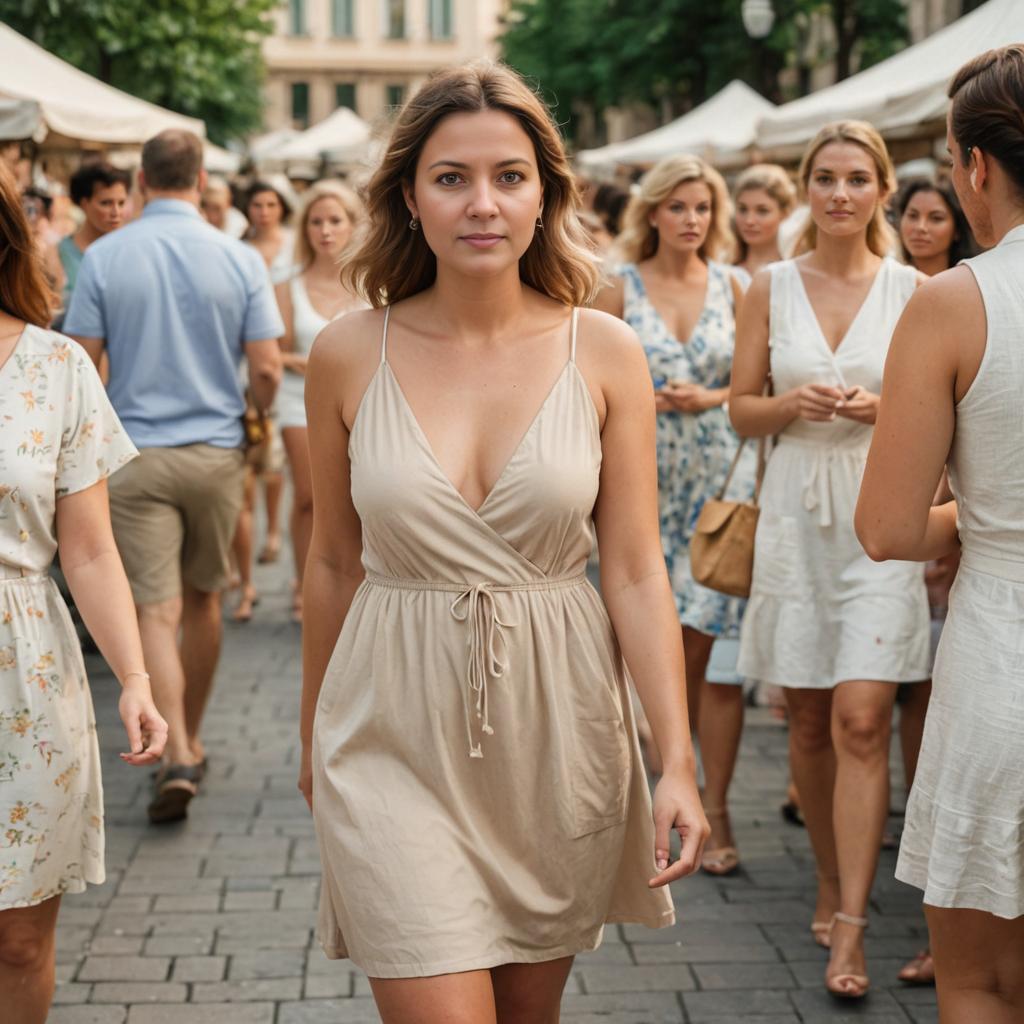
{"left": 262, "top": 0, "right": 508, "bottom": 132}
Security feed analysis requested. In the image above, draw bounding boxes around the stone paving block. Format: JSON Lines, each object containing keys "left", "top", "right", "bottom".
{"left": 223, "top": 890, "right": 278, "bottom": 911}
{"left": 682, "top": 989, "right": 793, "bottom": 1022}
{"left": 574, "top": 941, "right": 634, "bottom": 964}
{"left": 125, "top": 1005, "right": 275, "bottom": 1024}
{"left": 229, "top": 949, "right": 308, "bottom": 979}
{"left": 90, "top": 982, "right": 188, "bottom": 1003}
{"left": 171, "top": 955, "right": 227, "bottom": 982}
{"left": 144, "top": 934, "right": 213, "bottom": 956}
{"left": 788, "top": 987, "right": 911, "bottom": 1021}
{"left": 117, "top": 876, "right": 223, "bottom": 896}
{"left": 633, "top": 942, "right": 781, "bottom": 964}
{"left": 304, "top": 972, "right": 353, "bottom": 998}
{"left": 192, "top": 977, "right": 304, "bottom": 1002}
{"left": 215, "top": 928, "right": 312, "bottom": 953}
{"left": 79, "top": 955, "right": 171, "bottom": 982}
{"left": 49, "top": 1008, "right": 126, "bottom": 1024}
{"left": 56, "top": 960, "right": 82, "bottom": 983}
{"left": 124, "top": 856, "right": 204, "bottom": 878}
{"left": 52, "top": 982, "right": 93, "bottom": 1004}
{"left": 576, "top": 963, "right": 695, "bottom": 993}
{"left": 153, "top": 893, "right": 221, "bottom": 913}
{"left": 692, "top": 962, "right": 797, "bottom": 990}
{"left": 559, "top": 993, "right": 684, "bottom": 1023}
{"left": 87, "top": 935, "right": 145, "bottom": 955}
{"left": 278, "top": 999, "right": 382, "bottom": 1024}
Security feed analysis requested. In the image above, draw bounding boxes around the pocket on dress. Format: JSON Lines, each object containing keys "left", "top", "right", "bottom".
{"left": 569, "top": 716, "right": 630, "bottom": 838}
{"left": 752, "top": 513, "right": 800, "bottom": 592}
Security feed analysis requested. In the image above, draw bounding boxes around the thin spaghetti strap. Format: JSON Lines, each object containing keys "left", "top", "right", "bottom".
{"left": 380, "top": 306, "right": 390, "bottom": 365}
{"left": 569, "top": 307, "right": 579, "bottom": 364}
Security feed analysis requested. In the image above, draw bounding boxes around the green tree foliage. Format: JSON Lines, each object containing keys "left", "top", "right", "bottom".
{"left": 501, "top": 0, "right": 908, "bottom": 144}
{"left": 0, "top": 0, "right": 278, "bottom": 144}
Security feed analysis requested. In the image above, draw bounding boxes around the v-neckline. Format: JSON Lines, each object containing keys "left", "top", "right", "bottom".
{"left": 792, "top": 258, "right": 887, "bottom": 361}
{"left": 634, "top": 263, "right": 711, "bottom": 348}
{"left": 0, "top": 324, "right": 27, "bottom": 380}
{"left": 384, "top": 359, "right": 573, "bottom": 518}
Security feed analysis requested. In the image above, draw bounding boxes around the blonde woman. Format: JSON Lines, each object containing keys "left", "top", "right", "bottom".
{"left": 275, "top": 181, "right": 366, "bottom": 621}
{"left": 299, "top": 61, "right": 708, "bottom": 1020}
{"left": 731, "top": 163, "right": 797, "bottom": 289}
{"left": 730, "top": 122, "right": 931, "bottom": 999}
{"left": 595, "top": 155, "right": 753, "bottom": 877}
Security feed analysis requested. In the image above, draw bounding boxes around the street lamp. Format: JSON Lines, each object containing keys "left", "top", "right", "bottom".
{"left": 742, "top": 0, "right": 775, "bottom": 38}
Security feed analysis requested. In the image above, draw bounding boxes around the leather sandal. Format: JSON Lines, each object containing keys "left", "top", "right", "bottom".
{"left": 148, "top": 763, "right": 203, "bottom": 824}
{"left": 810, "top": 920, "right": 833, "bottom": 949}
{"left": 700, "top": 808, "right": 740, "bottom": 876}
{"left": 825, "top": 912, "right": 870, "bottom": 999}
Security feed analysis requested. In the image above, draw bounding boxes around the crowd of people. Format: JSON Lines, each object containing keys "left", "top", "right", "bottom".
{"left": 0, "top": 42, "right": 1021, "bottom": 1024}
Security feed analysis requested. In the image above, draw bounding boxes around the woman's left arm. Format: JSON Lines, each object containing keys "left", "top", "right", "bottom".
{"left": 583, "top": 310, "right": 709, "bottom": 887}
{"left": 855, "top": 269, "right": 982, "bottom": 562}
{"left": 56, "top": 482, "right": 167, "bottom": 764}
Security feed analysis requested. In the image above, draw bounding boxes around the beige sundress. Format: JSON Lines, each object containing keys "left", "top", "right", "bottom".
{"left": 312, "top": 307, "right": 674, "bottom": 979}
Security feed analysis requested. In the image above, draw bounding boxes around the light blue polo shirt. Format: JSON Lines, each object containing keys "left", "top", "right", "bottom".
{"left": 64, "top": 198, "right": 284, "bottom": 449}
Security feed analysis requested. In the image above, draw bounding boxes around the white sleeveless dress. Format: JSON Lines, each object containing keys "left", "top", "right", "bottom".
{"left": 897, "top": 226, "right": 1024, "bottom": 919}
{"left": 737, "top": 258, "right": 931, "bottom": 688}
{"left": 278, "top": 275, "right": 328, "bottom": 430}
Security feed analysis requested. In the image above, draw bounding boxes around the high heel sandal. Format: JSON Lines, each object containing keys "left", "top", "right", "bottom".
{"left": 825, "top": 912, "right": 870, "bottom": 999}
{"left": 700, "top": 807, "right": 740, "bottom": 876}
{"left": 810, "top": 920, "right": 833, "bottom": 949}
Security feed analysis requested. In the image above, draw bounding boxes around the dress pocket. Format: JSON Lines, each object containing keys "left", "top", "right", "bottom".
{"left": 752, "top": 513, "right": 800, "bottom": 592}
{"left": 569, "top": 716, "right": 630, "bottom": 838}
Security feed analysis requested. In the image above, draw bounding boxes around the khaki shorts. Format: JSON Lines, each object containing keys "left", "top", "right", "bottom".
{"left": 109, "top": 444, "right": 246, "bottom": 605}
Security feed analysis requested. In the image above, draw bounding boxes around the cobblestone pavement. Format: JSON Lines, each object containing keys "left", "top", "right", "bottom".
{"left": 51, "top": 558, "right": 937, "bottom": 1023}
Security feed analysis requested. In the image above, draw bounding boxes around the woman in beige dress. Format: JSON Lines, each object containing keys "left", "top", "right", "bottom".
{"left": 298, "top": 61, "right": 708, "bottom": 1021}
{"left": 0, "top": 164, "right": 167, "bottom": 1023}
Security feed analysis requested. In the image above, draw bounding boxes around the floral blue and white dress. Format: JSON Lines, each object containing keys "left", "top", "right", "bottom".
{"left": 618, "top": 261, "right": 755, "bottom": 639}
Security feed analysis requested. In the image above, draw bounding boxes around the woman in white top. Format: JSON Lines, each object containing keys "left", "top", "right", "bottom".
{"left": 731, "top": 163, "right": 797, "bottom": 290}
{"left": 275, "top": 181, "right": 366, "bottom": 622}
{"left": 730, "top": 121, "right": 931, "bottom": 1000}
{"left": 857, "top": 46, "right": 1024, "bottom": 1021}
{"left": 245, "top": 180, "right": 297, "bottom": 284}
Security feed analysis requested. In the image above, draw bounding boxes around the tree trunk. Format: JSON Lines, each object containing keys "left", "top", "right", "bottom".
{"left": 833, "top": 0, "right": 853, "bottom": 81}
{"left": 99, "top": 48, "right": 113, "bottom": 83}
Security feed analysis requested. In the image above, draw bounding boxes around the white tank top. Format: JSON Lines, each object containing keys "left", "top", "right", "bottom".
{"left": 951, "top": 224, "right": 1024, "bottom": 582}
{"left": 290, "top": 274, "right": 329, "bottom": 358}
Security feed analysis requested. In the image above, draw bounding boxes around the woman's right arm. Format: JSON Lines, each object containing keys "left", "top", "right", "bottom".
{"left": 298, "top": 319, "right": 369, "bottom": 809}
{"left": 729, "top": 269, "right": 843, "bottom": 436}
{"left": 274, "top": 279, "right": 305, "bottom": 373}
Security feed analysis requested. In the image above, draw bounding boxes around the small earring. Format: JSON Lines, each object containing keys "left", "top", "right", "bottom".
{"left": 409, "top": 216, "right": 420, "bottom": 231}
{"left": 535, "top": 216, "right": 544, "bottom": 229}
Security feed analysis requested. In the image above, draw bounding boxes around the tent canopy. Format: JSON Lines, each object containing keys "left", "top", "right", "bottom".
{"left": 578, "top": 80, "right": 775, "bottom": 171}
{"left": 270, "top": 107, "right": 372, "bottom": 165}
{"left": 0, "top": 21, "right": 203, "bottom": 145}
{"left": 0, "top": 97, "right": 42, "bottom": 141}
{"left": 756, "top": 0, "right": 1024, "bottom": 151}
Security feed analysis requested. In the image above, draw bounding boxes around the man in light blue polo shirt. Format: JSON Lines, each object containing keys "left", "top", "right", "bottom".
{"left": 65, "top": 129, "right": 283, "bottom": 824}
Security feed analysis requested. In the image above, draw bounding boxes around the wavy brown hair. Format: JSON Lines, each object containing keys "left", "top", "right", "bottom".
{"left": 344, "top": 60, "right": 599, "bottom": 307}
{"left": 615, "top": 154, "right": 734, "bottom": 265}
{"left": 948, "top": 45, "right": 1024, "bottom": 197}
{"left": 793, "top": 121, "right": 897, "bottom": 258}
{"left": 0, "top": 163, "right": 55, "bottom": 327}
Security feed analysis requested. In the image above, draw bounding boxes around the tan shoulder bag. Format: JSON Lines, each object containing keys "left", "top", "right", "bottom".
{"left": 689, "top": 437, "right": 766, "bottom": 598}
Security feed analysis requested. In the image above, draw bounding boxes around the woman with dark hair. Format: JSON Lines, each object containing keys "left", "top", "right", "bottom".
{"left": 300, "top": 60, "right": 707, "bottom": 1019}
{"left": 895, "top": 177, "right": 977, "bottom": 276}
{"left": 0, "top": 163, "right": 166, "bottom": 1023}
{"left": 857, "top": 45, "right": 1024, "bottom": 1020}
{"left": 244, "top": 179, "right": 296, "bottom": 284}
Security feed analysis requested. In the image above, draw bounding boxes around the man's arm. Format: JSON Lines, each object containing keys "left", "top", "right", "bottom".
{"left": 245, "top": 338, "right": 282, "bottom": 413}
{"left": 63, "top": 250, "right": 107, "bottom": 369}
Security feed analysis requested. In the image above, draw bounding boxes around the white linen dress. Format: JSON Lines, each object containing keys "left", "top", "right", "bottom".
{"left": 737, "top": 258, "right": 932, "bottom": 688}
{"left": 896, "top": 226, "right": 1024, "bottom": 918}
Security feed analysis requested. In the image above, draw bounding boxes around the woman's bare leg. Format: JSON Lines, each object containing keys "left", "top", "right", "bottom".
{"left": 828, "top": 679, "right": 898, "bottom": 991}
{"left": 492, "top": 956, "right": 574, "bottom": 1023}
{"left": 784, "top": 688, "right": 839, "bottom": 934}
{"left": 699, "top": 678, "right": 745, "bottom": 862}
{"left": 0, "top": 896, "right": 61, "bottom": 1024}
{"left": 370, "top": 969, "right": 497, "bottom": 1024}
{"left": 899, "top": 679, "right": 932, "bottom": 791}
{"left": 282, "top": 427, "right": 313, "bottom": 614}
{"left": 259, "top": 469, "right": 284, "bottom": 561}
{"left": 681, "top": 626, "right": 714, "bottom": 733}
{"left": 927, "top": 906, "right": 1024, "bottom": 1023}
{"left": 231, "top": 471, "right": 258, "bottom": 621}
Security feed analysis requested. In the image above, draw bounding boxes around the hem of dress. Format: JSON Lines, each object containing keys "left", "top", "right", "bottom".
{"left": 895, "top": 863, "right": 1024, "bottom": 921}
{"left": 318, "top": 909, "right": 676, "bottom": 978}
{"left": 0, "top": 868, "right": 104, "bottom": 911}
{"left": 739, "top": 667, "right": 932, "bottom": 689}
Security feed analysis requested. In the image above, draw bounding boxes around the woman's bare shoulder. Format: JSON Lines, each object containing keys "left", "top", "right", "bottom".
{"left": 310, "top": 307, "right": 386, "bottom": 369}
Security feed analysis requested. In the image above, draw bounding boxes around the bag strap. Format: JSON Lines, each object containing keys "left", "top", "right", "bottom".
{"left": 716, "top": 435, "right": 766, "bottom": 503}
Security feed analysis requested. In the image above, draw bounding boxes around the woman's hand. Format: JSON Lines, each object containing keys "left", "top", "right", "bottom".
{"left": 298, "top": 746, "right": 313, "bottom": 811}
{"left": 648, "top": 767, "right": 710, "bottom": 887}
{"left": 836, "top": 385, "right": 879, "bottom": 424}
{"left": 661, "top": 382, "right": 723, "bottom": 413}
{"left": 654, "top": 392, "right": 675, "bottom": 413}
{"left": 283, "top": 353, "right": 308, "bottom": 376}
{"left": 117, "top": 677, "right": 168, "bottom": 766}
{"left": 793, "top": 383, "right": 846, "bottom": 421}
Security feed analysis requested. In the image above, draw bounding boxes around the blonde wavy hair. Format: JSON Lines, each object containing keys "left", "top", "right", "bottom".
{"left": 343, "top": 60, "right": 599, "bottom": 307}
{"left": 732, "top": 163, "right": 797, "bottom": 263}
{"left": 616, "top": 155, "right": 734, "bottom": 264}
{"left": 793, "top": 121, "right": 898, "bottom": 258}
{"left": 293, "top": 180, "right": 364, "bottom": 271}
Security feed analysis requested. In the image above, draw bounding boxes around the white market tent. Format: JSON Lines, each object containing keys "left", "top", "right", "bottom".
{"left": 269, "top": 107, "right": 372, "bottom": 166}
{"left": 204, "top": 142, "right": 242, "bottom": 175}
{"left": 755, "top": 0, "right": 1024, "bottom": 154}
{"left": 578, "top": 80, "right": 775, "bottom": 172}
{"left": 0, "top": 21, "right": 204, "bottom": 145}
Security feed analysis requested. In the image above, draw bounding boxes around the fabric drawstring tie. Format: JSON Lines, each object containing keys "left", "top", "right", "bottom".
{"left": 450, "top": 583, "right": 516, "bottom": 758}
{"left": 801, "top": 451, "right": 835, "bottom": 528}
